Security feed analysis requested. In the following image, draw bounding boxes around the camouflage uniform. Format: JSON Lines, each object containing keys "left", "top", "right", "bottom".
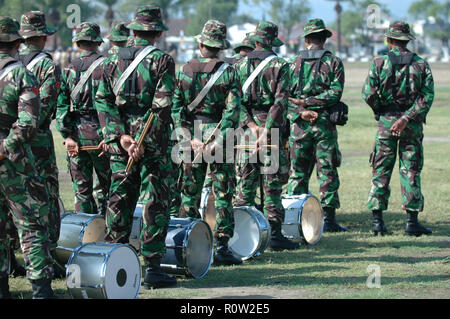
{"left": 287, "top": 19, "right": 345, "bottom": 211}
{"left": 56, "top": 22, "right": 111, "bottom": 215}
{"left": 224, "top": 33, "right": 255, "bottom": 65}
{"left": 106, "top": 22, "right": 129, "bottom": 56}
{"left": 233, "top": 22, "right": 290, "bottom": 227}
{"left": 18, "top": 11, "right": 61, "bottom": 248}
{"left": 172, "top": 20, "right": 241, "bottom": 244}
{"left": 362, "top": 22, "right": 434, "bottom": 236}
{"left": 95, "top": 7, "right": 176, "bottom": 277}
{"left": 0, "top": 17, "right": 55, "bottom": 296}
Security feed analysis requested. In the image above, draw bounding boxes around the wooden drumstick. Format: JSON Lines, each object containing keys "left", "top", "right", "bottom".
{"left": 80, "top": 145, "right": 101, "bottom": 151}
{"left": 234, "top": 144, "right": 279, "bottom": 149}
{"left": 126, "top": 112, "right": 155, "bottom": 173}
{"left": 192, "top": 119, "right": 222, "bottom": 164}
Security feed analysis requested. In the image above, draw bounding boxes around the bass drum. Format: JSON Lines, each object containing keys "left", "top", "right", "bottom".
{"left": 199, "top": 187, "right": 216, "bottom": 232}
{"left": 281, "top": 194, "right": 324, "bottom": 245}
{"left": 55, "top": 212, "right": 106, "bottom": 265}
{"left": 228, "top": 206, "right": 271, "bottom": 261}
{"left": 66, "top": 242, "right": 141, "bottom": 299}
{"left": 161, "top": 217, "right": 213, "bottom": 279}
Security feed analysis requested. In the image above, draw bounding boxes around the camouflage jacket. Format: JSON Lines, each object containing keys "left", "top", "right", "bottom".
{"left": 362, "top": 47, "right": 434, "bottom": 123}
{"left": 107, "top": 45, "right": 121, "bottom": 57}
{"left": 0, "top": 53, "right": 41, "bottom": 162}
{"left": 95, "top": 37, "right": 176, "bottom": 154}
{"left": 56, "top": 50, "right": 105, "bottom": 146}
{"left": 18, "top": 44, "right": 61, "bottom": 130}
{"left": 234, "top": 48, "right": 290, "bottom": 130}
{"left": 172, "top": 57, "right": 242, "bottom": 140}
{"left": 287, "top": 44, "right": 345, "bottom": 123}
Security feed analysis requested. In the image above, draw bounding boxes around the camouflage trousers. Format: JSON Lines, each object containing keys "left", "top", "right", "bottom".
{"left": 287, "top": 118, "right": 341, "bottom": 209}
{"left": 67, "top": 147, "right": 111, "bottom": 215}
{"left": 0, "top": 154, "right": 54, "bottom": 280}
{"left": 104, "top": 147, "right": 171, "bottom": 260}
{"left": 367, "top": 115, "right": 425, "bottom": 212}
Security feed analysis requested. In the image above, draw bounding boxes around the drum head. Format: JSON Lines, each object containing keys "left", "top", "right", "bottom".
{"left": 104, "top": 245, "right": 141, "bottom": 299}
{"left": 185, "top": 220, "right": 213, "bottom": 278}
{"left": 82, "top": 216, "right": 106, "bottom": 243}
{"left": 228, "top": 207, "right": 261, "bottom": 260}
{"left": 301, "top": 196, "right": 324, "bottom": 245}
{"left": 205, "top": 190, "right": 216, "bottom": 232}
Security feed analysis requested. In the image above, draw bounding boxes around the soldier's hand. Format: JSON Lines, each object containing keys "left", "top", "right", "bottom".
{"left": 190, "top": 138, "right": 204, "bottom": 154}
{"left": 0, "top": 153, "right": 5, "bottom": 161}
{"left": 65, "top": 137, "right": 79, "bottom": 158}
{"left": 289, "top": 97, "right": 307, "bottom": 109}
{"left": 301, "top": 110, "right": 318, "bottom": 123}
{"left": 120, "top": 135, "right": 143, "bottom": 161}
{"left": 253, "top": 128, "right": 269, "bottom": 156}
{"left": 98, "top": 140, "right": 109, "bottom": 158}
{"left": 390, "top": 117, "right": 408, "bottom": 137}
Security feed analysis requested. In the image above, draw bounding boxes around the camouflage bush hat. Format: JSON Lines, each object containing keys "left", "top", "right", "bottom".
{"left": 72, "top": 22, "right": 103, "bottom": 43}
{"left": 385, "top": 21, "right": 415, "bottom": 41}
{"left": 126, "top": 5, "right": 168, "bottom": 31}
{"left": 107, "top": 22, "right": 130, "bottom": 42}
{"left": 233, "top": 32, "right": 255, "bottom": 53}
{"left": 195, "top": 19, "right": 230, "bottom": 50}
{"left": 303, "top": 18, "right": 332, "bottom": 38}
{"left": 248, "top": 21, "right": 283, "bottom": 47}
{"left": 19, "top": 11, "right": 57, "bottom": 39}
{"left": 126, "top": 35, "right": 135, "bottom": 48}
{"left": 0, "top": 16, "right": 24, "bottom": 43}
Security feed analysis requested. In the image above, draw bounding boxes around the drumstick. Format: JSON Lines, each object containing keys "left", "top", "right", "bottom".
{"left": 80, "top": 145, "right": 101, "bottom": 151}
{"left": 234, "top": 145, "right": 279, "bottom": 149}
{"left": 126, "top": 112, "right": 155, "bottom": 173}
{"left": 192, "top": 119, "right": 222, "bottom": 164}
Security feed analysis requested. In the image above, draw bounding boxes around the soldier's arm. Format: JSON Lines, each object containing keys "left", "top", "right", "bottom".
{"left": 171, "top": 68, "right": 190, "bottom": 136}
{"left": 403, "top": 61, "right": 434, "bottom": 122}
{"left": 235, "top": 59, "right": 255, "bottom": 129}
{"left": 56, "top": 68, "right": 75, "bottom": 139}
{"left": 287, "top": 61, "right": 304, "bottom": 123}
{"left": 304, "top": 58, "right": 344, "bottom": 110}
{"left": 219, "top": 68, "right": 242, "bottom": 140}
{"left": 0, "top": 68, "right": 40, "bottom": 161}
{"left": 36, "top": 59, "right": 61, "bottom": 127}
{"left": 265, "top": 62, "right": 289, "bottom": 131}
{"left": 361, "top": 59, "right": 382, "bottom": 113}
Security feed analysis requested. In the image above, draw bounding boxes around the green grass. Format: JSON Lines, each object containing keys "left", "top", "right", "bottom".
{"left": 6, "top": 63, "right": 450, "bottom": 299}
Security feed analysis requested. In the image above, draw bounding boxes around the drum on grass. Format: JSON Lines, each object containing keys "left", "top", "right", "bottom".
{"left": 161, "top": 217, "right": 213, "bottom": 279}
{"left": 199, "top": 187, "right": 216, "bottom": 232}
{"left": 228, "top": 206, "right": 271, "bottom": 261}
{"left": 66, "top": 242, "right": 141, "bottom": 299}
{"left": 129, "top": 204, "right": 144, "bottom": 251}
{"left": 55, "top": 212, "right": 106, "bottom": 265}
{"left": 281, "top": 194, "right": 324, "bottom": 245}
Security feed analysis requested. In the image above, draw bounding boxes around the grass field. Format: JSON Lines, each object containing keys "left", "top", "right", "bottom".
{"left": 7, "top": 62, "right": 450, "bottom": 299}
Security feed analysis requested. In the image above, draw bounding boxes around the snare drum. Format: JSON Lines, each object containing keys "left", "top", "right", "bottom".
{"left": 55, "top": 212, "right": 106, "bottom": 265}
{"left": 66, "top": 242, "right": 141, "bottom": 299}
{"left": 129, "top": 204, "right": 144, "bottom": 251}
{"left": 199, "top": 187, "right": 216, "bottom": 231}
{"left": 281, "top": 194, "right": 324, "bottom": 245}
{"left": 228, "top": 206, "right": 271, "bottom": 261}
{"left": 161, "top": 217, "right": 213, "bottom": 279}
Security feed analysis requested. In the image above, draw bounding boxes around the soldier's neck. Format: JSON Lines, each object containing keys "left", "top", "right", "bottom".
{"left": 0, "top": 48, "right": 17, "bottom": 57}
{"left": 201, "top": 52, "right": 218, "bottom": 59}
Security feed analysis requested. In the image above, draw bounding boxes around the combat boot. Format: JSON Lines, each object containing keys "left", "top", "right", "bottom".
{"left": 269, "top": 223, "right": 300, "bottom": 250}
{"left": 372, "top": 210, "right": 388, "bottom": 236}
{"left": 30, "top": 278, "right": 57, "bottom": 299}
{"left": 323, "top": 207, "right": 348, "bottom": 232}
{"left": 405, "top": 211, "right": 432, "bottom": 237}
{"left": 143, "top": 257, "right": 177, "bottom": 289}
{"left": 0, "top": 276, "right": 11, "bottom": 299}
{"left": 213, "top": 238, "right": 243, "bottom": 266}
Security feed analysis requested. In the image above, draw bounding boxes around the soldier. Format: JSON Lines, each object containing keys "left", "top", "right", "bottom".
{"left": 288, "top": 18, "right": 348, "bottom": 233}
{"left": 18, "top": 10, "right": 61, "bottom": 258}
{"left": 0, "top": 16, "right": 56, "bottom": 299}
{"left": 95, "top": 5, "right": 177, "bottom": 289}
{"left": 362, "top": 21, "right": 434, "bottom": 236}
{"left": 224, "top": 32, "right": 255, "bottom": 65}
{"left": 233, "top": 21, "right": 298, "bottom": 250}
{"left": 106, "top": 22, "right": 129, "bottom": 56}
{"left": 56, "top": 22, "right": 111, "bottom": 215}
{"left": 172, "top": 20, "right": 242, "bottom": 265}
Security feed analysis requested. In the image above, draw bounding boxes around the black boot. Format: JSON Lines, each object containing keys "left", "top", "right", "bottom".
{"left": 372, "top": 210, "right": 388, "bottom": 236}
{"left": 269, "top": 223, "right": 300, "bottom": 250}
{"left": 30, "top": 278, "right": 57, "bottom": 299}
{"left": 213, "top": 238, "right": 243, "bottom": 266}
{"left": 405, "top": 211, "right": 432, "bottom": 237}
{"left": 9, "top": 249, "right": 26, "bottom": 278}
{"left": 0, "top": 276, "right": 11, "bottom": 299}
{"left": 143, "top": 257, "right": 177, "bottom": 289}
{"left": 323, "top": 207, "right": 348, "bottom": 232}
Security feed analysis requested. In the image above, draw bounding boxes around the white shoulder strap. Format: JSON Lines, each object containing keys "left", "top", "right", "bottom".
{"left": 187, "top": 62, "right": 230, "bottom": 113}
{"left": 0, "top": 62, "right": 23, "bottom": 81}
{"left": 70, "top": 56, "right": 106, "bottom": 102}
{"left": 242, "top": 54, "right": 276, "bottom": 94}
{"left": 113, "top": 45, "right": 157, "bottom": 96}
{"left": 26, "top": 53, "right": 48, "bottom": 71}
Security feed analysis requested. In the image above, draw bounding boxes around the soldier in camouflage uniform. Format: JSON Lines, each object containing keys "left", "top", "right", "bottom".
{"left": 56, "top": 22, "right": 111, "bottom": 215}
{"left": 95, "top": 6, "right": 177, "bottom": 288}
{"left": 106, "top": 22, "right": 129, "bottom": 56}
{"left": 0, "top": 16, "right": 56, "bottom": 299}
{"left": 233, "top": 21, "right": 298, "bottom": 250}
{"left": 172, "top": 20, "right": 242, "bottom": 265}
{"left": 224, "top": 32, "right": 255, "bottom": 65}
{"left": 288, "top": 19, "right": 348, "bottom": 232}
{"left": 362, "top": 21, "right": 434, "bottom": 236}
